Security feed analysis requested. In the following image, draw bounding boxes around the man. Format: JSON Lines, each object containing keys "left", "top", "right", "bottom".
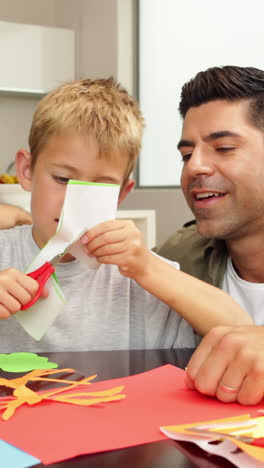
{"left": 154, "top": 65, "right": 264, "bottom": 405}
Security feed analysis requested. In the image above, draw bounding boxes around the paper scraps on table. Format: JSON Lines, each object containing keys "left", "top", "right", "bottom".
{"left": 0, "top": 352, "right": 58, "bottom": 373}
{"left": 0, "top": 367, "right": 125, "bottom": 421}
{"left": 161, "top": 414, "right": 264, "bottom": 468}
{"left": 0, "top": 438, "right": 40, "bottom": 468}
{"left": 16, "top": 179, "right": 120, "bottom": 341}
{"left": 0, "top": 364, "right": 263, "bottom": 465}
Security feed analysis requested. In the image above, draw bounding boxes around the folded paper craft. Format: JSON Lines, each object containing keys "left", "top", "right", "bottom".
{"left": 161, "top": 414, "right": 264, "bottom": 467}
{"left": 16, "top": 180, "right": 120, "bottom": 340}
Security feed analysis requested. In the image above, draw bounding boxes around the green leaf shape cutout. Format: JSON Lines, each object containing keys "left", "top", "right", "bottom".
{"left": 0, "top": 352, "right": 58, "bottom": 372}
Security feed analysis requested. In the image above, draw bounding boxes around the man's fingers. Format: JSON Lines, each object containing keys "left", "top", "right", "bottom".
{"left": 187, "top": 327, "right": 247, "bottom": 397}
{"left": 237, "top": 374, "right": 264, "bottom": 405}
{"left": 215, "top": 335, "right": 264, "bottom": 403}
{"left": 215, "top": 357, "right": 251, "bottom": 403}
{"left": 188, "top": 325, "right": 264, "bottom": 405}
{"left": 216, "top": 361, "right": 264, "bottom": 405}
{"left": 184, "top": 373, "right": 195, "bottom": 389}
{"left": 187, "top": 326, "right": 230, "bottom": 382}
{"left": 238, "top": 353, "right": 264, "bottom": 405}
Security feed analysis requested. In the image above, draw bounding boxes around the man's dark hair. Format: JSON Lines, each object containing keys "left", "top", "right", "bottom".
{"left": 179, "top": 66, "right": 264, "bottom": 130}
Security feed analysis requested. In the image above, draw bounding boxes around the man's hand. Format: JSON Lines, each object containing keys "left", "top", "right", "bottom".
{"left": 0, "top": 204, "right": 32, "bottom": 229}
{"left": 81, "top": 219, "right": 151, "bottom": 280}
{"left": 0, "top": 268, "right": 46, "bottom": 318}
{"left": 186, "top": 325, "right": 264, "bottom": 405}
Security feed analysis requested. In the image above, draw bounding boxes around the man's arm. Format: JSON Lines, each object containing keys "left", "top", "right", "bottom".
{"left": 186, "top": 325, "right": 264, "bottom": 405}
{"left": 0, "top": 204, "right": 32, "bottom": 229}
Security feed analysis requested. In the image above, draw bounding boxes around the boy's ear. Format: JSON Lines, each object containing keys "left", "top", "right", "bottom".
{"left": 118, "top": 178, "right": 135, "bottom": 205}
{"left": 16, "top": 149, "right": 33, "bottom": 192}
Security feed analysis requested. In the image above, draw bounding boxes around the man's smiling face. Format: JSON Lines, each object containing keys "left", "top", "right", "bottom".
{"left": 179, "top": 99, "right": 264, "bottom": 240}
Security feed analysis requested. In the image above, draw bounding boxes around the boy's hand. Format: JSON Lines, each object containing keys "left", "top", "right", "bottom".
{"left": 81, "top": 219, "right": 151, "bottom": 280}
{"left": 0, "top": 204, "right": 32, "bottom": 229}
{"left": 0, "top": 268, "right": 47, "bottom": 319}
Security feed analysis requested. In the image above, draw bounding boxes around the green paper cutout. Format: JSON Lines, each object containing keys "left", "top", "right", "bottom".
{"left": 0, "top": 353, "right": 58, "bottom": 372}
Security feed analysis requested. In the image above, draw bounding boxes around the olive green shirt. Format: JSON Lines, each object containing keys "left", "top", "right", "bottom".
{"left": 153, "top": 224, "right": 228, "bottom": 288}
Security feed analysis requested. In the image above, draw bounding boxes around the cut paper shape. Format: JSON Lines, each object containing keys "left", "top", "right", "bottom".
{"left": 174, "top": 437, "right": 264, "bottom": 468}
{"left": 0, "top": 353, "right": 58, "bottom": 373}
{"left": 0, "top": 439, "right": 40, "bottom": 468}
{"left": 16, "top": 180, "right": 120, "bottom": 341}
{"left": 161, "top": 414, "right": 264, "bottom": 467}
{"left": 0, "top": 368, "right": 125, "bottom": 420}
{"left": 0, "top": 365, "right": 263, "bottom": 465}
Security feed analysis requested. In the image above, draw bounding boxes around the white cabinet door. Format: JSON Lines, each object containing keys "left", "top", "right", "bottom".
{"left": 0, "top": 21, "right": 75, "bottom": 94}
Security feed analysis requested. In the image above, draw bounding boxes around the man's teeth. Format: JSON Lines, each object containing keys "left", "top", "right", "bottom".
{"left": 196, "top": 192, "right": 222, "bottom": 199}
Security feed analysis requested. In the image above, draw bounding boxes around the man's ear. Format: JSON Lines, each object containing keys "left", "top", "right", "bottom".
{"left": 16, "top": 150, "right": 33, "bottom": 192}
{"left": 118, "top": 178, "right": 135, "bottom": 205}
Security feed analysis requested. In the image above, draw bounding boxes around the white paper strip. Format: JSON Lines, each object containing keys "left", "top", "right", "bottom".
{"left": 161, "top": 428, "right": 264, "bottom": 468}
{"left": 16, "top": 180, "right": 120, "bottom": 340}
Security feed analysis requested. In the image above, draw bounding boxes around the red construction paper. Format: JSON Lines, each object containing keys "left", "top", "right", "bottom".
{"left": 0, "top": 364, "right": 263, "bottom": 465}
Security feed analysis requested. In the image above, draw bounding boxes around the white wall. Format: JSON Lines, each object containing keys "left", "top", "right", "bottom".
{"left": 139, "top": 0, "right": 264, "bottom": 187}
{"left": 0, "top": 0, "right": 136, "bottom": 173}
{"left": 0, "top": 0, "right": 192, "bottom": 244}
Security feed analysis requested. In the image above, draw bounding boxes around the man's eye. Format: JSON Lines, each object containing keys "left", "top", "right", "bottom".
{"left": 181, "top": 153, "right": 192, "bottom": 162}
{"left": 53, "top": 175, "right": 70, "bottom": 184}
{"left": 216, "top": 147, "right": 235, "bottom": 152}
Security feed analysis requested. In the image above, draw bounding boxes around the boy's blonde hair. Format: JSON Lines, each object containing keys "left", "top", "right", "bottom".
{"left": 29, "top": 78, "right": 145, "bottom": 181}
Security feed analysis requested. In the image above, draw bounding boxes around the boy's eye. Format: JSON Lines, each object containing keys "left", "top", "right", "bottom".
{"left": 53, "top": 175, "right": 70, "bottom": 184}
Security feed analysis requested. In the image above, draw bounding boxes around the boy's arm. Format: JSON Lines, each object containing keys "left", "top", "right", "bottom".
{"left": 81, "top": 219, "right": 252, "bottom": 336}
{"left": 0, "top": 204, "right": 32, "bottom": 229}
{"left": 132, "top": 253, "right": 252, "bottom": 334}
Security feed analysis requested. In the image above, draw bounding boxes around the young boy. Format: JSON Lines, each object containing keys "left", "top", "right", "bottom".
{"left": 0, "top": 78, "right": 251, "bottom": 352}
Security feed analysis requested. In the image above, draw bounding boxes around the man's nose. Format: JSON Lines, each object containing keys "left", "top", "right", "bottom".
{"left": 186, "top": 146, "right": 214, "bottom": 177}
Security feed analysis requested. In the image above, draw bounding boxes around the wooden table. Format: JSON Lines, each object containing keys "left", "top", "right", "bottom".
{"left": 1, "top": 349, "right": 235, "bottom": 467}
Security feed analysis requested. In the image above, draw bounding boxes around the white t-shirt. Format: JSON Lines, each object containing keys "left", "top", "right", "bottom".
{"left": 0, "top": 225, "right": 199, "bottom": 352}
{"left": 222, "top": 256, "right": 264, "bottom": 325}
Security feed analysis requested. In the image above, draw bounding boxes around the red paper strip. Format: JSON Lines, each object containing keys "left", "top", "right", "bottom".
{"left": 0, "top": 364, "right": 263, "bottom": 465}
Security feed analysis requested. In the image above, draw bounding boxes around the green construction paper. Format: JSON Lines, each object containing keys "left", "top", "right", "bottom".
{"left": 0, "top": 353, "right": 58, "bottom": 372}
{"left": 69, "top": 179, "right": 119, "bottom": 187}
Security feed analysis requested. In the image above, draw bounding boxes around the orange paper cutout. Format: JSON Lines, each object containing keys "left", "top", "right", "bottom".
{"left": 231, "top": 438, "right": 264, "bottom": 462}
{"left": 162, "top": 414, "right": 264, "bottom": 463}
{"left": 0, "top": 368, "right": 125, "bottom": 420}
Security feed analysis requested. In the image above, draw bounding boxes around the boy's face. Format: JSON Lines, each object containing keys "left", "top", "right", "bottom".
{"left": 16, "top": 133, "right": 133, "bottom": 249}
